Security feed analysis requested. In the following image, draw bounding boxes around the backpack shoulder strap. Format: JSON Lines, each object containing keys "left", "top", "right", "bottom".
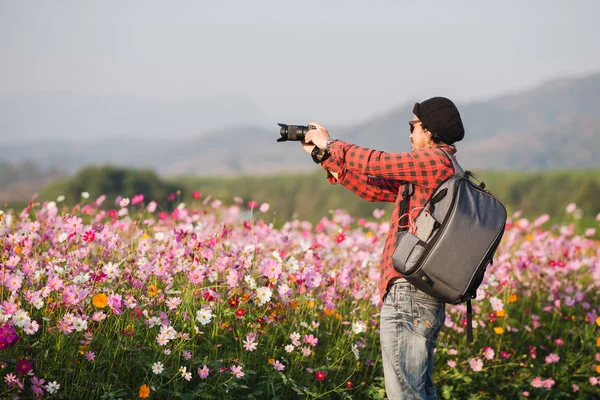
{"left": 438, "top": 147, "right": 465, "bottom": 177}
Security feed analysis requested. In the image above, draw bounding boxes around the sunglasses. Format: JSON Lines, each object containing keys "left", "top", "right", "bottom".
{"left": 409, "top": 120, "right": 423, "bottom": 134}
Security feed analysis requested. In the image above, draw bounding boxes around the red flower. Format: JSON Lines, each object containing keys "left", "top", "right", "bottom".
{"left": 346, "top": 381, "right": 354, "bottom": 389}
{"left": 335, "top": 233, "right": 346, "bottom": 243}
{"left": 107, "top": 209, "right": 118, "bottom": 219}
{"left": 235, "top": 309, "right": 246, "bottom": 317}
{"left": 228, "top": 296, "right": 240, "bottom": 308}
{"left": 315, "top": 370, "right": 326, "bottom": 381}
{"left": 247, "top": 201, "right": 258, "bottom": 210}
{"left": 83, "top": 230, "right": 95, "bottom": 242}
{"left": 168, "top": 192, "right": 178, "bottom": 201}
{"left": 16, "top": 359, "right": 32, "bottom": 375}
{"left": 192, "top": 191, "right": 202, "bottom": 200}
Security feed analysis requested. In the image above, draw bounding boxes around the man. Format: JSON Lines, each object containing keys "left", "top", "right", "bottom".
{"left": 301, "top": 97, "right": 465, "bottom": 400}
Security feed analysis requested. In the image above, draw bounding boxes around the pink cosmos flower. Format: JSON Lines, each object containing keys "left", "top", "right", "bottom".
{"left": 531, "top": 377, "right": 543, "bottom": 388}
{"left": 230, "top": 365, "right": 244, "bottom": 378}
{"left": 66, "top": 215, "right": 83, "bottom": 233}
{"left": 83, "top": 230, "right": 95, "bottom": 242}
{"left": 544, "top": 353, "right": 560, "bottom": 364}
{"left": 272, "top": 360, "right": 285, "bottom": 371}
{"left": 469, "top": 358, "right": 483, "bottom": 372}
{"left": 447, "top": 360, "right": 456, "bottom": 368}
{"left": 542, "top": 378, "right": 555, "bottom": 389}
{"left": 198, "top": 365, "right": 209, "bottom": 379}
{"left": 303, "top": 334, "right": 318, "bottom": 347}
{"left": 483, "top": 346, "right": 495, "bottom": 360}
{"left": 4, "top": 273, "right": 22, "bottom": 292}
{"left": 131, "top": 194, "right": 144, "bottom": 205}
{"left": 85, "top": 351, "right": 95, "bottom": 361}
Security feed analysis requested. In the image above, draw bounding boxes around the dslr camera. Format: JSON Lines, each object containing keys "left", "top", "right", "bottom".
{"left": 277, "top": 123, "right": 316, "bottom": 142}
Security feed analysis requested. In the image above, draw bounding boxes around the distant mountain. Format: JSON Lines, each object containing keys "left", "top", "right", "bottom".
{"left": 2, "top": 72, "right": 599, "bottom": 175}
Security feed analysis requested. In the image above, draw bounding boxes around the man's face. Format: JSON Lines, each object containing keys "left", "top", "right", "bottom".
{"left": 409, "top": 114, "right": 431, "bottom": 151}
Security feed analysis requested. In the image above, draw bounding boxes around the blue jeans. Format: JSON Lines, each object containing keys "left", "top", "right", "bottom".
{"left": 380, "top": 279, "right": 446, "bottom": 400}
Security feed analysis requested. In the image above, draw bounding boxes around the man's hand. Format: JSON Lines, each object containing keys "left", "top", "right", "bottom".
{"left": 300, "top": 140, "right": 315, "bottom": 155}
{"left": 304, "top": 122, "right": 330, "bottom": 150}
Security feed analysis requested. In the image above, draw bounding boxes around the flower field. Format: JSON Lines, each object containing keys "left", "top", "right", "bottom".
{"left": 1, "top": 193, "right": 599, "bottom": 399}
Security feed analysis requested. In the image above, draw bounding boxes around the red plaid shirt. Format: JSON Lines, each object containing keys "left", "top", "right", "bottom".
{"left": 321, "top": 141, "right": 457, "bottom": 304}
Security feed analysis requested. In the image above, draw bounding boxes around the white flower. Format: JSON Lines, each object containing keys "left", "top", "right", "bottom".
{"left": 177, "top": 202, "right": 186, "bottom": 210}
{"left": 119, "top": 198, "right": 130, "bottom": 208}
{"left": 196, "top": 308, "right": 213, "bottom": 325}
{"left": 58, "top": 232, "right": 69, "bottom": 243}
{"left": 73, "top": 318, "right": 88, "bottom": 332}
{"left": 179, "top": 366, "right": 192, "bottom": 381}
{"left": 284, "top": 344, "right": 295, "bottom": 353}
{"left": 256, "top": 287, "right": 272, "bottom": 306}
{"left": 244, "top": 275, "right": 257, "bottom": 289}
{"left": 103, "top": 262, "right": 121, "bottom": 279}
{"left": 118, "top": 208, "right": 129, "bottom": 217}
{"left": 352, "top": 343, "right": 360, "bottom": 360}
{"left": 489, "top": 296, "right": 504, "bottom": 312}
{"left": 73, "top": 273, "right": 90, "bottom": 284}
{"left": 56, "top": 195, "right": 65, "bottom": 202}
{"left": 46, "top": 381, "right": 60, "bottom": 394}
{"left": 81, "top": 192, "right": 90, "bottom": 199}
{"left": 152, "top": 361, "right": 164, "bottom": 374}
{"left": 32, "top": 298, "right": 44, "bottom": 310}
{"left": 285, "top": 257, "right": 299, "bottom": 273}
{"left": 352, "top": 321, "right": 367, "bottom": 335}
{"left": 12, "top": 309, "right": 30, "bottom": 328}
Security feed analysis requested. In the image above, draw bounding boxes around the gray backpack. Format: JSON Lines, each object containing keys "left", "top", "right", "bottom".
{"left": 392, "top": 149, "right": 507, "bottom": 342}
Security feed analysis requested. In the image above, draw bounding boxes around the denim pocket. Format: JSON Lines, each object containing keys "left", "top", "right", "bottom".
{"left": 410, "top": 298, "right": 444, "bottom": 339}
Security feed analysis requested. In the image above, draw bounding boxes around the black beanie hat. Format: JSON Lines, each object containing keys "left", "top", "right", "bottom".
{"left": 412, "top": 97, "right": 465, "bottom": 145}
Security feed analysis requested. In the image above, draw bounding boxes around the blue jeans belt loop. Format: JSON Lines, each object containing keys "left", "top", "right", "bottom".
{"left": 387, "top": 278, "right": 417, "bottom": 302}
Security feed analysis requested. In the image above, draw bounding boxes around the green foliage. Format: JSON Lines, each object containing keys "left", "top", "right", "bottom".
{"left": 38, "top": 165, "right": 181, "bottom": 209}
{"left": 35, "top": 166, "right": 600, "bottom": 229}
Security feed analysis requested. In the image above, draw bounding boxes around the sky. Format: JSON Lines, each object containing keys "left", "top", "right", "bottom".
{"left": 1, "top": 0, "right": 600, "bottom": 126}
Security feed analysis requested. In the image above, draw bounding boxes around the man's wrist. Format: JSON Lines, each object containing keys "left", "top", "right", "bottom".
{"left": 326, "top": 137, "right": 339, "bottom": 152}
{"left": 311, "top": 146, "right": 330, "bottom": 164}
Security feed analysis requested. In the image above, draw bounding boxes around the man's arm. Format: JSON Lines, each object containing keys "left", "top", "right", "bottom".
{"left": 304, "top": 122, "right": 452, "bottom": 187}
{"left": 321, "top": 153, "right": 402, "bottom": 202}
{"left": 328, "top": 142, "right": 452, "bottom": 187}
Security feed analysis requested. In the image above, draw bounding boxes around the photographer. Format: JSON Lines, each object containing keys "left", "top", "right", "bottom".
{"left": 301, "top": 97, "right": 465, "bottom": 400}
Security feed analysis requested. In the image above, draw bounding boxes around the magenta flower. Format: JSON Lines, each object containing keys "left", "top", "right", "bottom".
{"left": 16, "top": 359, "right": 33, "bottom": 375}
{"left": 303, "top": 334, "right": 318, "bottom": 347}
{"left": 131, "top": 194, "right": 145, "bottom": 205}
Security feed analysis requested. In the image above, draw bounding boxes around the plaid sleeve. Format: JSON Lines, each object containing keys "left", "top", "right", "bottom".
{"left": 321, "top": 151, "right": 402, "bottom": 202}
{"left": 328, "top": 141, "right": 452, "bottom": 188}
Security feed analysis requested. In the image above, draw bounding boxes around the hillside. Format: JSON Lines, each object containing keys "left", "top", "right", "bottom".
{"left": 1, "top": 72, "right": 599, "bottom": 176}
